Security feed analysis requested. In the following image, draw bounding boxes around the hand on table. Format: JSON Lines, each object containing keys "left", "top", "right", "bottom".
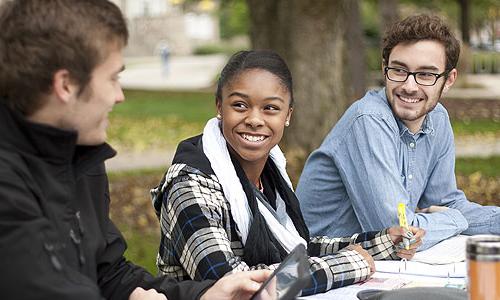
{"left": 346, "top": 244, "right": 375, "bottom": 275}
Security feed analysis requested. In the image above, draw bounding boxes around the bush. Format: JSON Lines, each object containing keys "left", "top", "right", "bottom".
{"left": 472, "top": 51, "right": 500, "bottom": 74}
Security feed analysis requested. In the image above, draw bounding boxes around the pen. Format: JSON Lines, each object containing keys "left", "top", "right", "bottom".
{"left": 397, "top": 203, "right": 413, "bottom": 250}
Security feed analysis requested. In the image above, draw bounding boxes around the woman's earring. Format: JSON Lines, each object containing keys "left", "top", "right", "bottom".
{"left": 285, "top": 120, "right": 290, "bottom": 127}
{"left": 216, "top": 114, "right": 222, "bottom": 120}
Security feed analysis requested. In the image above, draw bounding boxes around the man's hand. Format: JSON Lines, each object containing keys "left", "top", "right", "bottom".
{"left": 388, "top": 226, "right": 425, "bottom": 259}
{"left": 129, "top": 287, "right": 167, "bottom": 300}
{"left": 346, "top": 244, "right": 375, "bottom": 275}
{"left": 416, "top": 205, "right": 449, "bottom": 213}
{"left": 200, "top": 270, "right": 272, "bottom": 300}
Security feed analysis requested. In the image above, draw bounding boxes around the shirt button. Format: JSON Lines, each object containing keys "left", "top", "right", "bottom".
{"left": 409, "top": 142, "right": 415, "bottom": 148}
{"left": 408, "top": 174, "right": 413, "bottom": 180}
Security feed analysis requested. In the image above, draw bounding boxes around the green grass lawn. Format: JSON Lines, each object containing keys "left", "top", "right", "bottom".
{"left": 455, "top": 156, "right": 500, "bottom": 178}
{"left": 108, "top": 90, "right": 215, "bottom": 151}
{"left": 118, "top": 90, "right": 215, "bottom": 122}
{"left": 451, "top": 119, "right": 500, "bottom": 136}
{"left": 121, "top": 226, "right": 159, "bottom": 275}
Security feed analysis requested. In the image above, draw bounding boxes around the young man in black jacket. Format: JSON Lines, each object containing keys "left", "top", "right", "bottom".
{"left": 0, "top": 1, "right": 269, "bottom": 299}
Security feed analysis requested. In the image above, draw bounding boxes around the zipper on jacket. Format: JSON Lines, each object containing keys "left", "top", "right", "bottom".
{"left": 75, "top": 210, "right": 85, "bottom": 236}
{"left": 44, "top": 242, "right": 63, "bottom": 271}
{"left": 69, "top": 228, "right": 86, "bottom": 266}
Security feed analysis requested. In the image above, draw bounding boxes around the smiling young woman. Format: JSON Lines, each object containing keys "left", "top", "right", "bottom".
{"left": 150, "top": 50, "right": 423, "bottom": 297}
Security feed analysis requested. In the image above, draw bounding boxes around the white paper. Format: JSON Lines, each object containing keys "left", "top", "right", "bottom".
{"left": 374, "top": 260, "right": 466, "bottom": 278}
{"left": 411, "top": 235, "right": 468, "bottom": 264}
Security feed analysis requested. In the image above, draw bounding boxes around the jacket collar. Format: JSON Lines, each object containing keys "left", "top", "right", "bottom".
{"left": 0, "top": 102, "right": 116, "bottom": 170}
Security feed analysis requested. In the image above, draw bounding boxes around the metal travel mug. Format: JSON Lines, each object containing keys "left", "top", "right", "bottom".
{"left": 466, "top": 235, "right": 500, "bottom": 300}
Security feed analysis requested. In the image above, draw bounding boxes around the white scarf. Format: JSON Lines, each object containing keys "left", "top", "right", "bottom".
{"left": 202, "top": 118, "right": 307, "bottom": 252}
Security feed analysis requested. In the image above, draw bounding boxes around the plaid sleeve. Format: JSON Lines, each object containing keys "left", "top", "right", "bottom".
{"left": 308, "top": 229, "right": 398, "bottom": 260}
{"left": 301, "top": 249, "right": 371, "bottom": 296}
{"left": 157, "top": 170, "right": 250, "bottom": 281}
{"left": 353, "top": 229, "right": 399, "bottom": 260}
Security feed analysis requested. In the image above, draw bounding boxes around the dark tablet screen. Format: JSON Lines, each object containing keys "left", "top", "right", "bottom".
{"left": 251, "top": 244, "right": 311, "bottom": 300}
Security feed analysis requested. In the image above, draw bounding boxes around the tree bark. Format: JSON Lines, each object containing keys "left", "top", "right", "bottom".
{"left": 378, "top": 0, "right": 400, "bottom": 33}
{"left": 247, "top": 0, "right": 365, "bottom": 164}
{"left": 459, "top": 0, "right": 470, "bottom": 44}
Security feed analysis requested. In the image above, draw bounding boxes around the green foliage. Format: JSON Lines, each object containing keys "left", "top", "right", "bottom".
{"left": 366, "top": 46, "right": 382, "bottom": 71}
{"left": 219, "top": 0, "right": 249, "bottom": 39}
{"left": 471, "top": 51, "right": 500, "bottom": 74}
{"left": 361, "top": 0, "right": 381, "bottom": 44}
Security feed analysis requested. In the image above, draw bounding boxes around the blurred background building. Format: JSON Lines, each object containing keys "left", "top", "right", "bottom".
{"left": 110, "top": 0, "right": 219, "bottom": 56}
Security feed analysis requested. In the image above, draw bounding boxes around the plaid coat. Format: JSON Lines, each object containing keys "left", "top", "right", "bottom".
{"left": 152, "top": 162, "right": 399, "bottom": 296}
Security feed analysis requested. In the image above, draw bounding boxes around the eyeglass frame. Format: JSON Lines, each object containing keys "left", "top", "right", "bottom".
{"left": 384, "top": 66, "right": 450, "bottom": 86}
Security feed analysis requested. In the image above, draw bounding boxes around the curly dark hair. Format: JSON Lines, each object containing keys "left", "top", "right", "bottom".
{"left": 382, "top": 14, "right": 460, "bottom": 72}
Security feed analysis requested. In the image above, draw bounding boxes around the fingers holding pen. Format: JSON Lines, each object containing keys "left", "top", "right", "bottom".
{"left": 395, "top": 226, "right": 425, "bottom": 259}
{"left": 388, "top": 226, "right": 425, "bottom": 259}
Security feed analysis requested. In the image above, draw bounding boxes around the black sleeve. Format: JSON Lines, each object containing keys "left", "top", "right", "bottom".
{"left": 97, "top": 217, "right": 215, "bottom": 300}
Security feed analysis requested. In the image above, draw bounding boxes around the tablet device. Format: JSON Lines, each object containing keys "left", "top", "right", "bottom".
{"left": 251, "top": 244, "right": 311, "bottom": 300}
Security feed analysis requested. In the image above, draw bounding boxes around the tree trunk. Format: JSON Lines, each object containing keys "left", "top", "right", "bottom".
{"left": 457, "top": 0, "right": 470, "bottom": 85}
{"left": 247, "top": 0, "right": 364, "bottom": 169}
{"left": 378, "top": 0, "right": 399, "bottom": 33}
{"left": 459, "top": 0, "right": 470, "bottom": 44}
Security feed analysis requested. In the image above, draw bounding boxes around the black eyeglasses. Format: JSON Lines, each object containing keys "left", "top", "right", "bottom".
{"left": 384, "top": 66, "right": 449, "bottom": 86}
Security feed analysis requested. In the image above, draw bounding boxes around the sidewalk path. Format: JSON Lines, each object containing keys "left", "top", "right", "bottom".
{"left": 446, "top": 74, "right": 500, "bottom": 101}
{"left": 120, "top": 54, "right": 227, "bottom": 90}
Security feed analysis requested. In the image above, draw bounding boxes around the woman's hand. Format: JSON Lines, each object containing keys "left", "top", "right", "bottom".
{"left": 388, "top": 226, "right": 425, "bottom": 259}
{"left": 346, "top": 244, "right": 375, "bottom": 275}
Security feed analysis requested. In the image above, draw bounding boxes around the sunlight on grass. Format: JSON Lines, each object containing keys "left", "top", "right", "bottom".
{"left": 108, "top": 90, "right": 215, "bottom": 151}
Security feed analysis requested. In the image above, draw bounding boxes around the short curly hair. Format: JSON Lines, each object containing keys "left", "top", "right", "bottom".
{"left": 382, "top": 14, "right": 460, "bottom": 72}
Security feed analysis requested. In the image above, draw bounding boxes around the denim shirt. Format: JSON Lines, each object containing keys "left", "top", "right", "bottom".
{"left": 296, "top": 89, "right": 500, "bottom": 249}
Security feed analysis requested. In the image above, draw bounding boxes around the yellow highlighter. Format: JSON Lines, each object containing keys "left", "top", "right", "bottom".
{"left": 397, "top": 202, "right": 411, "bottom": 250}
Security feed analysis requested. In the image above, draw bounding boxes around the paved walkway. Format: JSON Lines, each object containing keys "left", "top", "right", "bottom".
{"left": 446, "top": 74, "right": 500, "bottom": 100}
{"left": 107, "top": 56, "right": 500, "bottom": 171}
{"left": 120, "top": 54, "right": 226, "bottom": 90}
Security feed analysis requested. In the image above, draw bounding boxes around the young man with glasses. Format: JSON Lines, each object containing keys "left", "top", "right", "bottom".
{"left": 296, "top": 14, "right": 500, "bottom": 250}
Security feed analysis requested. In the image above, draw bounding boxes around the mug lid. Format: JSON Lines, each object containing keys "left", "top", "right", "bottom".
{"left": 466, "top": 235, "right": 500, "bottom": 256}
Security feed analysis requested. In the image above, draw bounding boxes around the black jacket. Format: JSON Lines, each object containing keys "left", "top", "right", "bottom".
{"left": 0, "top": 103, "right": 213, "bottom": 300}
